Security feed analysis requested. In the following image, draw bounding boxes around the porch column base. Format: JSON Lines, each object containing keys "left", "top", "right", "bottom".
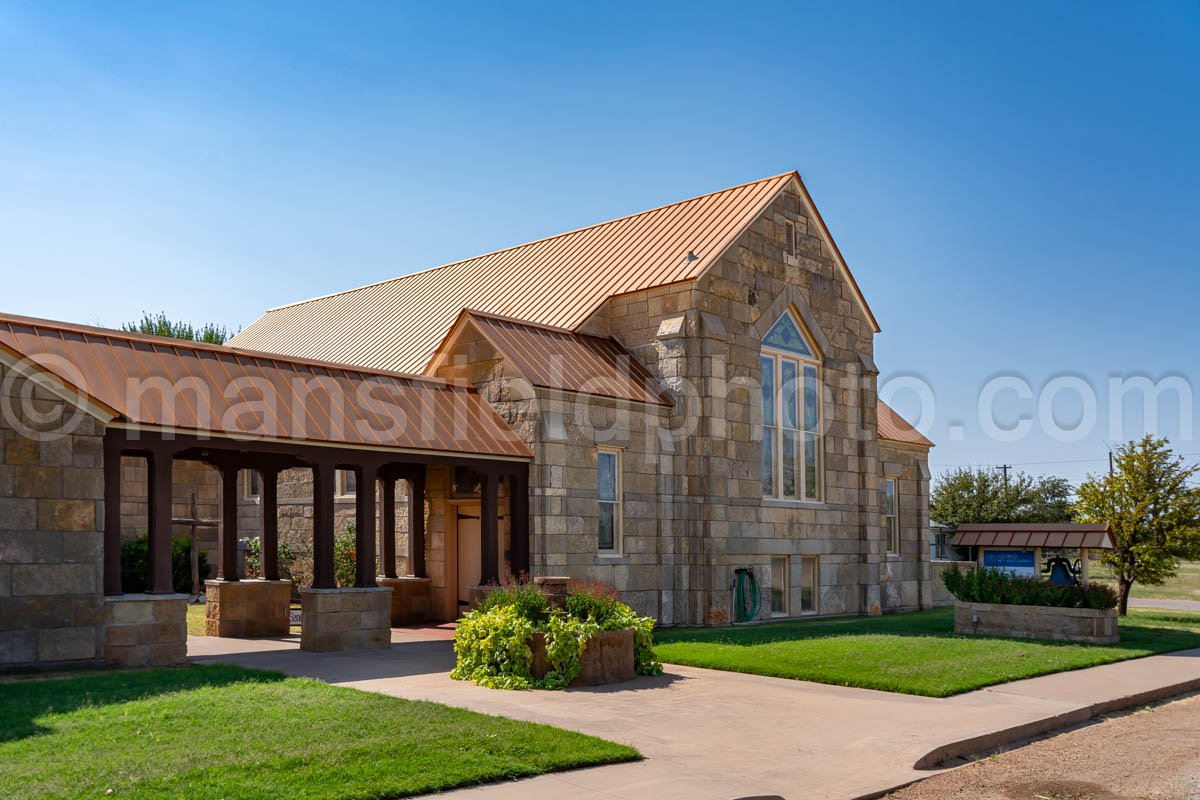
{"left": 300, "top": 587, "right": 392, "bottom": 652}
{"left": 104, "top": 594, "right": 188, "bottom": 668}
{"left": 205, "top": 579, "right": 292, "bottom": 637}
{"left": 377, "top": 576, "right": 432, "bottom": 626}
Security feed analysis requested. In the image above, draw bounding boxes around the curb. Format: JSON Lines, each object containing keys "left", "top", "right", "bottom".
{"left": 850, "top": 676, "right": 1200, "bottom": 800}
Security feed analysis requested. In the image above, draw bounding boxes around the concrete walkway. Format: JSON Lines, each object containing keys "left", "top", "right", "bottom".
{"left": 188, "top": 632, "right": 1200, "bottom": 800}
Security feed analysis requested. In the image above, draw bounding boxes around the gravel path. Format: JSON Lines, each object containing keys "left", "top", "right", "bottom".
{"left": 886, "top": 693, "right": 1200, "bottom": 800}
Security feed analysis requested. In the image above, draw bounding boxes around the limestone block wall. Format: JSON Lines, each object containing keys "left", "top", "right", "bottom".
{"left": 103, "top": 594, "right": 187, "bottom": 667}
{"left": 119, "top": 458, "right": 220, "bottom": 560}
{"left": 300, "top": 587, "right": 391, "bottom": 651}
{"left": 878, "top": 441, "right": 933, "bottom": 611}
{"left": 0, "top": 365, "right": 107, "bottom": 668}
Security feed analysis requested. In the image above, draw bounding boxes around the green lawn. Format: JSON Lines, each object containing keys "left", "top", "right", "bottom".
{"left": 653, "top": 607, "right": 1200, "bottom": 698}
{"left": 0, "top": 665, "right": 638, "bottom": 800}
{"left": 1090, "top": 559, "right": 1200, "bottom": 602}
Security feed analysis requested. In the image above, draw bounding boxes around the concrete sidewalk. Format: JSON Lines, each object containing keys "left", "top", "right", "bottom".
{"left": 189, "top": 633, "right": 1200, "bottom": 800}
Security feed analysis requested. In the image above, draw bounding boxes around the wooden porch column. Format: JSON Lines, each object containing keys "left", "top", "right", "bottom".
{"left": 217, "top": 464, "right": 239, "bottom": 581}
{"left": 481, "top": 471, "right": 499, "bottom": 585}
{"left": 261, "top": 468, "right": 280, "bottom": 581}
{"left": 381, "top": 476, "right": 397, "bottom": 579}
{"left": 147, "top": 449, "right": 175, "bottom": 593}
{"left": 103, "top": 432, "right": 123, "bottom": 596}
{"left": 312, "top": 462, "right": 336, "bottom": 589}
{"left": 410, "top": 471, "right": 426, "bottom": 579}
{"left": 510, "top": 466, "right": 530, "bottom": 578}
{"left": 355, "top": 464, "right": 378, "bottom": 588}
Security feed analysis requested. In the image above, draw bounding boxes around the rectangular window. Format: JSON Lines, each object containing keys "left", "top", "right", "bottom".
{"left": 770, "top": 556, "right": 788, "bottom": 615}
{"left": 597, "top": 448, "right": 622, "bottom": 553}
{"left": 336, "top": 469, "right": 357, "bottom": 498}
{"left": 785, "top": 220, "right": 796, "bottom": 256}
{"left": 761, "top": 348, "right": 822, "bottom": 502}
{"left": 760, "top": 356, "right": 776, "bottom": 496}
{"left": 799, "top": 556, "right": 817, "bottom": 613}
{"left": 884, "top": 478, "right": 899, "bottom": 555}
{"left": 242, "top": 470, "right": 261, "bottom": 500}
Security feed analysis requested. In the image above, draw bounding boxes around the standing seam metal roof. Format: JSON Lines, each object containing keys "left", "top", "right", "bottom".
{"left": 229, "top": 173, "right": 810, "bottom": 373}
{"left": 0, "top": 312, "right": 532, "bottom": 459}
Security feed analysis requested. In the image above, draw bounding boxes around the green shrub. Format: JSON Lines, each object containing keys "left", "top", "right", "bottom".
{"left": 477, "top": 582, "right": 552, "bottom": 623}
{"left": 451, "top": 580, "right": 662, "bottom": 689}
{"left": 942, "top": 565, "right": 1118, "bottom": 610}
{"left": 120, "top": 536, "right": 209, "bottom": 594}
{"left": 335, "top": 524, "right": 357, "bottom": 588}
{"left": 241, "top": 537, "right": 302, "bottom": 581}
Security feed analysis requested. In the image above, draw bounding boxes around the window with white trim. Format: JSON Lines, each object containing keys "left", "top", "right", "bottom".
{"left": 242, "top": 470, "right": 261, "bottom": 501}
{"left": 799, "top": 556, "right": 817, "bottom": 613}
{"left": 761, "top": 312, "right": 822, "bottom": 501}
{"left": 597, "top": 447, "right": 622, "bottom": 553}
{"left": 884, "top": 478, "right": 899, "bottom": 555}
{"left": 770, "top": 556, "right": 788, "bottom": 615}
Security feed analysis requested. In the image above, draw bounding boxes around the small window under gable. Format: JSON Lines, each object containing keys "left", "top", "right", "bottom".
{"left": 763, "top": 313, "right": 815, "bottom": 359}
{"left": 785, "top": 220, "right": 796, "bottom": 257}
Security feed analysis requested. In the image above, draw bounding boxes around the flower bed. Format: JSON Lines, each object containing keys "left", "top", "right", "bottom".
{"left": 943, "top": 565, "right": 1120, "bottom": 644}
{"left": 450, "top": 580, "right": 662, "bottom": 689}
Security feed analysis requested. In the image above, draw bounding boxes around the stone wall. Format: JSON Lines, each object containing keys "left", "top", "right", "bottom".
{"left": 300, "top": 587, "right": 391, "bottom": 651}
{"left": 954, "top": 601, "right": 1119, "bottom": 644}
{"left": 930, "top": 560, "right": 974, "bottom": 606}
{"left": 0, "top": 364, "right": 107, "bottom": 668}
{"left": 878, "top": 441, "right": 933, "bottom": 611}
{"left": 103, "top": 594, "right": 188, "bottom": 667}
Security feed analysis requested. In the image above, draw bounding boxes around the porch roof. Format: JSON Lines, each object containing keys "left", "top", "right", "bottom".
{"left": 951, "top": 523, "right": 1114, "bottom": 550}
{"left": 0, "top": 312, "right": 532, "bottom": 460}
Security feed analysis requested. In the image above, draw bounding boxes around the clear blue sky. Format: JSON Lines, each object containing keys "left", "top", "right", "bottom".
{"left": 2, "top": 1, "right": 1197, "bottom": 485}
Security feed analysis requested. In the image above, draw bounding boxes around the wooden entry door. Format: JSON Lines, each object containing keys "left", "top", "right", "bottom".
{"left": 456, "top": 506, "right": 482, "bottom": 613}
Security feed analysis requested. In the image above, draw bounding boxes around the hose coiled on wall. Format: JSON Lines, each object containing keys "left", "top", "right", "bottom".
{"left": 734, "top": 567, "right": 760, "bottom": 622}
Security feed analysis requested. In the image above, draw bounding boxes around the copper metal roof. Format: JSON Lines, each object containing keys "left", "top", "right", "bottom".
{"left": 0, "top": 312, "right": 532, "bottom": 460}
{"left": 432, "top": 310, "right": 673, "bottom": 407}
{"left": 230, "top": 172, "right": 878, "bottom": 374}
{"left": 877, "top": 400, "right": 934, "bottom": 448}
{"left": 951, "top": 524, "right": 1114, "bottom": 550}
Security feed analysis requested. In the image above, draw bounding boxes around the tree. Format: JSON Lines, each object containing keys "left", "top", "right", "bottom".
{"left": 1074, "top": 436, "right": 1200, "bottom": 615}
{"left": 123, "top": 311, "right": 231, "bottom": 345}
{"left": 931, "top": 466, "right": 1073, "bottom": 525}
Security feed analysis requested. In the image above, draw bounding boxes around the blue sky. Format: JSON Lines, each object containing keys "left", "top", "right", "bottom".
{"left": 1, "top": 1, "right": 1197, "bottom": 485}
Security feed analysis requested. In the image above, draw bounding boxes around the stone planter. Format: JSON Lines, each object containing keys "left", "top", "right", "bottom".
{"left": 530, "top": 628, "right": 636, "bottom": 686}
{"left": 377, "top": 576, "right": 431, "bottom": 626}
{"left": 955, "top": 601, "right": 1118, "bottom": 644}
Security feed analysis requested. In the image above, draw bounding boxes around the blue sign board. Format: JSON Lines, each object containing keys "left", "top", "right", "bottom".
{"left": 983, "top": 549, "right": 1037, "bottom": 578}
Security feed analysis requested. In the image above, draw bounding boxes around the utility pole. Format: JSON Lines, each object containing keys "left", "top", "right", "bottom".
{"left": 1109, "top": 449, "right": 1115, "bottom": 477}
{"left": 1000, "top": 464, "right": 1010, "bottom": 490}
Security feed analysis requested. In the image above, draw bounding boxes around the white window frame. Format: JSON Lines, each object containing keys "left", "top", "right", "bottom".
{"left": 335, "top": 469, "right": 357, "bottom": 499}
{"left": 242, "top": 469, "right": 261, "bottom": 501}
{"left": 884, "top": 478, "right": 899, "bottom": 555}
{"left": 761, "top": 312, "right": 823, "bottom": 503}
{"left": 770, "top": 555, "right": 789, "bottom": 616}
{"left": 596, "top": 447, "right": 623, "bottom": 555}
{"left": 799, "top": 555, "right": 818, "bottom": 614}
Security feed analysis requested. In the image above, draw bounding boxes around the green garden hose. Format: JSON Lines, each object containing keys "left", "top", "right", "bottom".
{"left": 734, "top": 568, "right": 760, "bottom": 622}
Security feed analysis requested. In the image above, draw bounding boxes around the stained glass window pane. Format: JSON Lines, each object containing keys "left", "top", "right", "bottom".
{"left": 783, "top": 428, "right": 799, "bottom": 499}
{"left": 803, "top": 365, "right": 819, "bottom": 432}
{"left": 760, "top": 356, "right": 775, "bottom": 427}
{"left": 598, "top": 451, "right": 616, "bottom": 502}
{"left": 781, "top": 360, "right": 798, "bottom": 430}
{"left": 884, "top": 478, "right": 895, "bottom": 515}
{"left": 761, "top": 432, "right": 775, "bottom": 496}
{"left": 763, "top": 314, "right": 814, "bottom": 358}
{"left": 804, "top": 433, "right": 819, "bottom": 500}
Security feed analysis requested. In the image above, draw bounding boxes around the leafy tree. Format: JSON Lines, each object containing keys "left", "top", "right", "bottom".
{"left": 931, "top": 467, "right": 1072, "bottom": 525}
{"left": 123, "top": 311, "right": 231, "bottom": 345}
{"left": 1074, "top": 436, "right": 1200, "bottom": 615}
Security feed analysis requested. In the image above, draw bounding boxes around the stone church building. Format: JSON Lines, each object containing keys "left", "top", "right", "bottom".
{"left": 0, "top": 171, "right": 932, "bottom": 669}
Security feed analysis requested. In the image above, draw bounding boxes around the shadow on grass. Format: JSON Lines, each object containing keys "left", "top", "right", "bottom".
{"left": 0, "top": 665, "right": 285, "bottom": 744}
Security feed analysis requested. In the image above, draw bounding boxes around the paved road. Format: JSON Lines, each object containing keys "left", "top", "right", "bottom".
{"left": 189, "top": 632, "right": 1200, "bottom": 800}
{"left": 1130, "top": 598, "right": 1200, "bottom": 612}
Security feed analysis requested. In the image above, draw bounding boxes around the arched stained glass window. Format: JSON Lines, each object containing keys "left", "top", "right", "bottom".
{"left": 761, "top": 310, "right": 822, "bottom": 502}
{"left": 762, "top": 313, "right": 815, "bottom": 358}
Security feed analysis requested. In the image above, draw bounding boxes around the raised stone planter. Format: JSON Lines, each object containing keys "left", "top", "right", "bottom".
{"left": 530, "top": 628, "right": 636, "bottom": 686}
{"left": 377, "top": 576, "right": 431, "bottom": 626}
{"left": 104, "top": 594, "right": 188, "bottom": 667}
{"left": 955, "top": 601, "right": 1118, "bottom": 644}
{"left": 205, "top": 579, "right": 292, "bottom": 637}
{"left": 300, "top": 587, "right": 391, "bottom": 652}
